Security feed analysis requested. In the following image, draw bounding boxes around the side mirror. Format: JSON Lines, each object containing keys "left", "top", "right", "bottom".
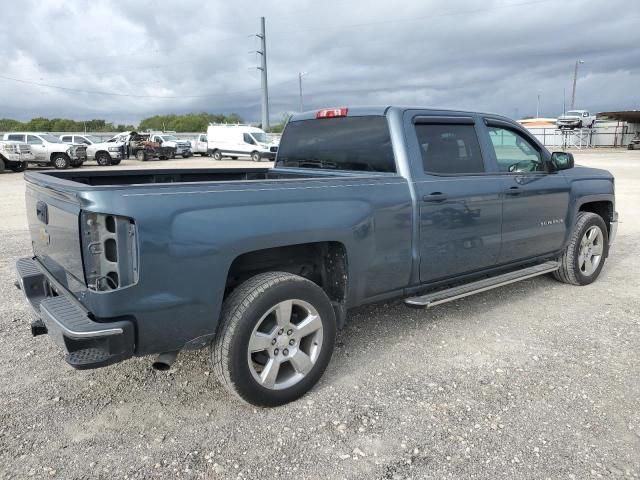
{"left": 549, "top": 151, "right": 574, "bottom": 171}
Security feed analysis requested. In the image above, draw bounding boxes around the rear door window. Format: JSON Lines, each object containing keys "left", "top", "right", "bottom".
{"left": 7, "top": 134, "right": 25, "bottom": 142}
{"left": 61, "top": 136, "right": 72, "bottom": 142}
{"left": 276, "top": 116, "right": 396, "bottom": 172}
{"left": 27, "top": 135, "right": 43, "bottom": 145}
{"left": 415, "top": 124, "right": 485, "bottom": 174}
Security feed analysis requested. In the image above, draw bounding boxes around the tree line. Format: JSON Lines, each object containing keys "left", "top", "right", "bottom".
{"left": 0, "top": 118, "right": 135, "bottom": 133}
{"left": 0, "top": 112, "right": 293, "bottom": 133}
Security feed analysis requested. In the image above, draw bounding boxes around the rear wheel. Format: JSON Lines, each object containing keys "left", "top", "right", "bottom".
{"left": 96, "top": 152, "right": 112, "bottom": 166}
{"left": 553, "top": 212, "right": 608, "bottom": 286}
{"left": 212, "top": 150, "right": 222, "bottom": 161}
{"left": 135, "top": 150, "right": 146, "bottom": 162}
{"left": 251, "top": 151, "right": 261, "bottom": 162}
{"left": 211, "top": 272, "right": 336, "bottom": 407}
{"left": 52, "top": 154, "right": 70, "bottom": 169}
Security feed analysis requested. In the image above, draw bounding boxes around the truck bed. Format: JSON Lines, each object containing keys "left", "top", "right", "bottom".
{"left": 29, "top": 167, "right": 340, "bottom": 187}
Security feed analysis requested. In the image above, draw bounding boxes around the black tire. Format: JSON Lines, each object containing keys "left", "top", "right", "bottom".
{"left": 212, "top": 150, "right": 222, "bottom": 161}
{"left": 211, "top": 272, "right": 337, "bottom": 407}
{"left": 578, "top": 121, "right": 583, "bottom": 128}
{"left": 553, "top": 212, "right": 609, "bottom": 286}
{"left": 183, "top": 152, "right": 192, "bottom": 158}
{"left": 251, "top": 151, "right": 261, "bottom": 162}
{"left": 231, "top": 156, "right": 238, "bottom": 160}
{"left": 96, "top": 152, "right": 112, "bottom": 166}
{"left": 0, "top": 157, "right": 5, "bottom": 172}
{"left": 9, "top": 161, "right": 27, "bottom": 172}
{"left": 52, "top": 154, "right": 70, "bottom": 170}
{"left": 135, "top": 150, "right": 146, "bottom": 162}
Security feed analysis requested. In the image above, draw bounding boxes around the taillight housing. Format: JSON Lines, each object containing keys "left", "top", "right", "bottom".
{"left": 316, "top": 107, "right": 348, "bottom": 119}
{"left": 80, "top": 212, "right": 139, "bottom": 291}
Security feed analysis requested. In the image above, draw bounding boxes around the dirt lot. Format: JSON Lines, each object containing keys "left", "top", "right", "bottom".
{"left": 1, "top": 153, "right": 639, "bottom": 479}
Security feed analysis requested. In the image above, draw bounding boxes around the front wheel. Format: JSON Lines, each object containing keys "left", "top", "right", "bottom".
{"left": 211, "top": 272, "right": 336, "bottom": 407}
{"left": 96, "top": 152, "right": 112, "bottom": 166}
{"left": 135, "top": 150, "right": 146, "bottom": 162}
{"left": 9, "top": 161, "right": 27, "bottom": 172}
{"left": 553, "top": 212, "right": 608, "bottom": 286}
{"left": 251, "top": 151, "right": 261, "bottom": 162}
{"left": 212, "top": 150, "right": 222, "bottom": 161}
{"left": 52, "top": 154, "right": 70, "bottom": 169}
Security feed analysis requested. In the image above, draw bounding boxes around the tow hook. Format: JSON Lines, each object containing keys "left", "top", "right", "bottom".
{"left": 31, "top": 319, "right": 48, "bottom": 337}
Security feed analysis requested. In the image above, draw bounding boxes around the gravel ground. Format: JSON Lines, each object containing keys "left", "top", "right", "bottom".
{"left": 1, "top": 153, "right": 639, "bottom": 479}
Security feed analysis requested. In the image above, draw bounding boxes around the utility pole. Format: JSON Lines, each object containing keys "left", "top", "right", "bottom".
{"left": 257, "top": 17, "right": 270, "bottom": 130}
{"left": 536, "top": 91, "right": 541, "bottom": 118}
{"left": 571, "top": 59, "right": 584, "bottom": 110}
{"left": 298, "top": 72, "right": 307, "bottom": 112}
{"left": 563, "top": 87, "right": 566, "bottom": 115}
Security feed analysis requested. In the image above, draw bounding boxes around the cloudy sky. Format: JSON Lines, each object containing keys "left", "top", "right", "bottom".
{"left": 1, "top": 0, "right": 639, "bottom": 125}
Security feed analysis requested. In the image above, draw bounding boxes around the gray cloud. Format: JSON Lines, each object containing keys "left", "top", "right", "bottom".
{"left": 1, "top": 0, "right": 638, "bottom": 125}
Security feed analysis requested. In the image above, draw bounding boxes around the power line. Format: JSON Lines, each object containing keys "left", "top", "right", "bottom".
{"left": 0, "top": 74, "right": 297, "bottom": 100}
{"left": 270, "top": 0, "right": 556, "bottom": 35}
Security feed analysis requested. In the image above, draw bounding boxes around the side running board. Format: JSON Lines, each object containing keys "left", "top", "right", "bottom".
{"left": 405, "top": 261, "right": 559, "bottom": 308}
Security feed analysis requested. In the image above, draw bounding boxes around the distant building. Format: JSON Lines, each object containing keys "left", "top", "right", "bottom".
{"left": 517, "top": 118, "right": 558, "bottom": 128}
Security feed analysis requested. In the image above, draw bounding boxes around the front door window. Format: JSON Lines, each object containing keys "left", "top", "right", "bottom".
{"left": 487, "top": 127, "right": 543, "bottom": 173}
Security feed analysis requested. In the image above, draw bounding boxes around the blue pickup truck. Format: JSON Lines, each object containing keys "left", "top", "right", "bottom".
{"left": 15, "top": 106, "right": 618, "bottom": 406}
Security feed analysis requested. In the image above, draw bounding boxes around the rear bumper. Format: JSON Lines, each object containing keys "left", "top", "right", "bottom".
{"left": 15, "top": 257, "right": 134, "bottom": 369}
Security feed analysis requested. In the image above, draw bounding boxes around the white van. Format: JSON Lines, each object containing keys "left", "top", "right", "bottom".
{"left": 206, "top": 124, "right": 278, "bottom": 162}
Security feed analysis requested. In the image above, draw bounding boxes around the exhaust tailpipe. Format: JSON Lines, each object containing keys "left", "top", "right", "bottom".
{"left": 152, "top": 351, "right": 179, "bottom": 371}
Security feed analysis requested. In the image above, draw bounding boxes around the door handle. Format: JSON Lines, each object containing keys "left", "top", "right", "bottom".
{"left": 422, "top": 192, "right": 448, "bottom": 202}
{"left": 505, "top": 186, "right": 521, "bottom": 196}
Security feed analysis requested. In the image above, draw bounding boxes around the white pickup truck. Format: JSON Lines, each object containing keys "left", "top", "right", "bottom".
{"left": 148, "top": 133, "right": 192, "bottom": 158}
{"left": 60, "top": 134, "right": 124, "bottom": 166}
{"left": 556, "top": 110, "right": 597, "bottom": 130}
{"left": 2, "top": 133, "right": 87, "bottom": 169}
{"left": 189, "top": 134, "right": 209, "bottom": 156}
{"left": 0, "top": 140, "right": 35, "bottom": 172}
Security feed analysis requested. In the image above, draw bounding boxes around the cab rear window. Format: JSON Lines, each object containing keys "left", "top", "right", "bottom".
{"left": 276, "top": 117, "right": 396, "bottom": 172}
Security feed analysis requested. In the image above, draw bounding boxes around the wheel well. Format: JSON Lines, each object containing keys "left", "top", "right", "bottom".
{"left": 225, "top": 242, "right": 348, "bottom": 326}
{"left": 579, "top": 201, "right": 612, "bottom": 233}
{"left": 50, "top": 152, "right": 68, "bottom": 161}
{"left": 95, "top": 150, "right": 109, "bottom": 157}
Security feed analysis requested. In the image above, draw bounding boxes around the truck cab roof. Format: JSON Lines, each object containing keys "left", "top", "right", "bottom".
{"left": 288, "top": 105, "right": 509, "bottom": 122}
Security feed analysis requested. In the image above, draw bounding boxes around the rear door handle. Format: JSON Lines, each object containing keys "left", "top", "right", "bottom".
{"left": 422, "top": 192, "right": 448, "bottom": 202}
{"left": 505, "top": 186, "right": 521, "bottom": 196}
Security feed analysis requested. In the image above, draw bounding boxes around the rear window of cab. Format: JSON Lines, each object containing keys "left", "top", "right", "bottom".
{"left": 276, "top": 116, "right": 396, "bottom": 173}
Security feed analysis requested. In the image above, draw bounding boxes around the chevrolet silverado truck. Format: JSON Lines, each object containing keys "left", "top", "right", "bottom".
{"left": 2, "top": 133, "right": 86, "bottom": 169}
{"left": 0, "top": 140, "right": 34, "bottom": 172}
{"left": 15, "top": 106, "right": 618, "bottom": 407}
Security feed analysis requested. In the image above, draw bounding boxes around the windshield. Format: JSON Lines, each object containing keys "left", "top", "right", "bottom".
{"left": 40, "top": 134, "right": 62, "bottom": 143}
{"left": 276, "top": 116, "right": 396, "bottom": 173}
{"left": 251, "top": 132, "right": 269, "bottom": 144}
{"left": 83, "top": 135, "right": 102, "bottom": 143}
{"left": 565, "top": 111, "right": 582, "bottom": 116}
{"left": 161, "top": 135, "right": 178, "bottom": 141}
